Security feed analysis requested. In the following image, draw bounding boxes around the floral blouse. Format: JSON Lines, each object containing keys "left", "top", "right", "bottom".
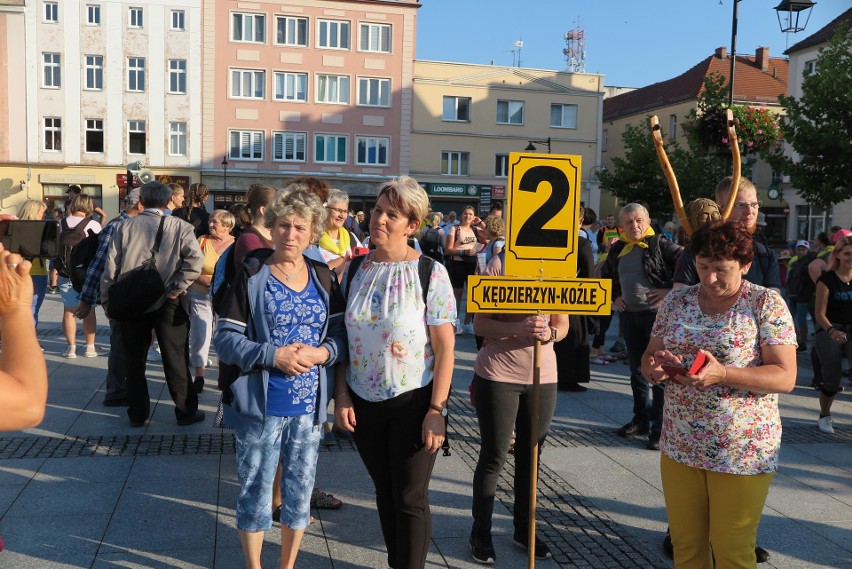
{"left": 651, "top": 281, "right": 795, "bottom": 475}
{"left": 345, "top": 256, "right": 456, "bottom": 402}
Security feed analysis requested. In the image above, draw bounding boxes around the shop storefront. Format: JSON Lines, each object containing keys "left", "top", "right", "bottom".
{"left": 423, "top": 183, "right": 505, "bottom": 218}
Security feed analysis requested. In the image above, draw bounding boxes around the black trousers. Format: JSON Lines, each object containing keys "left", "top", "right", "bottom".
{"left": 104, "top": 318, "right": 128, "bottom": 402}
{"left": 119, "top": 298, "right": 198, "bottom": 424}
{"left": 351, "top": 384, "right": 438, "bottom": 569}
{"left": 471, "top": 374, "right": 557, "bottom": 538}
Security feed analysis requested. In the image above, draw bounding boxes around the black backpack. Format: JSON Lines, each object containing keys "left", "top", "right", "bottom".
{"left": 420, "top": 227, "right": 444, "bottom": 263}
{"left": 58, "top": 218, "right": 95, "bottom": 283}
{"left": 786, "top": 251, "right": 818, "bottom": 302}
{"left": 210, "top": 243, "right": 237, "bottom": 313}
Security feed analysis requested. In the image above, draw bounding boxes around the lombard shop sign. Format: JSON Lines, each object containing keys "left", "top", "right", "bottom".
{"left": 425, "top": 184, "right": 487, "bottom": 198}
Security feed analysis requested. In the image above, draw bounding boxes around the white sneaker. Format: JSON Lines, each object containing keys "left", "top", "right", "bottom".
{"left": 455, "top": 321, "right": 463, "bottom": 335}
{"left": 63, "top": 346, "right": 76, "bottom": 359}
{"left": 817, "top": 415, "right": 835, "bottom": 434}
{"left": 84, "top": 345, "right": 98, "bottom": 358}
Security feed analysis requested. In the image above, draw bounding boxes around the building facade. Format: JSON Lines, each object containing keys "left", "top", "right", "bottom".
{"left": 201, "top": 0, "right": 418, "bottom": 213}
{"left": 410, "top": 60, "right": 605, "bottom": 217}
{"left": 1, "top": 0, "right": 203, "bottom": 218}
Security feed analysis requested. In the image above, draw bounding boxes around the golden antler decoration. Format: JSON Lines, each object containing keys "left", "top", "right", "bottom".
{"left": 719, "top": 108, "right": 741, "bottom": 222}
{"left": 650, "top": 116, "right": 691, "bottom": 235}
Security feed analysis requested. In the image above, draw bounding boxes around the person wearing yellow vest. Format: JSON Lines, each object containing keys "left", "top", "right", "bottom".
{"left": 17, "top": 200, "right": 49, "bottom": 329}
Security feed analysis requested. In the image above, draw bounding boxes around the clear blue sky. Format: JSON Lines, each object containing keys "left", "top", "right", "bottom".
{"left": 416, "top": 0, "right": 850, "bottom": 87}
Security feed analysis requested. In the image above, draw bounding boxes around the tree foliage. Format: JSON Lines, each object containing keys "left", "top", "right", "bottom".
{"left": 769, "top": 25, "right": 852, "bottom": 208}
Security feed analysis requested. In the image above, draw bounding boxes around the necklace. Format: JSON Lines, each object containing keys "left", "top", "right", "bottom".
{"left": 272, "top": 261, "right": 306, "bottom": 282}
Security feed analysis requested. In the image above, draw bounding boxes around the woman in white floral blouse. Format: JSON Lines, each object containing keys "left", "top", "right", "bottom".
{"left": 334, "top": 176, "right": 456, "bottom": 569}
{"left": 641, "top": 220, "right": 796, "bottom": 569}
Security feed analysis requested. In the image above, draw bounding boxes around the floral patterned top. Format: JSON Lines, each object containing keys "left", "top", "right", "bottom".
{"left": 652, "top": 281, "right": 795, "bottom": 475}
{"left": 345, "top": 256, "right": 456, "bottom": 402}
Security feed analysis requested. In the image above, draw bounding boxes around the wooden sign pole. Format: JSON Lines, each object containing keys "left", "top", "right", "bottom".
{"left": 527, "top": 336, "right": 542, "bottom": 568}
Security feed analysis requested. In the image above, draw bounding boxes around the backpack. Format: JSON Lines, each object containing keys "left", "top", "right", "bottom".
{"left": 647, "top": 234, "right": 674, "bottom": 289}
{"left": 210, "top": 242, "right": 237, "bottom": 312}
{"left": 420, "top": 227, "right": 444, "bottom": 263}
{"left": 57, "top": 218, "right": 95, "bottom": 280}
{"left": 69, "top": 230, "right": 101, "bottom": 293}
{"left": 786, "top": 251, "right": 818, "bottom": 302}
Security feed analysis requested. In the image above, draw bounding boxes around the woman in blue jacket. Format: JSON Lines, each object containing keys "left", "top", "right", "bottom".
{"left": 214, "top": 189, "right": 347, "bottom": 569}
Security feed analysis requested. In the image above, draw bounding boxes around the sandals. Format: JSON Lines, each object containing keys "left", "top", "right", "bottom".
{"left": 311, "top": 489, "right": 343, "bottom": 510}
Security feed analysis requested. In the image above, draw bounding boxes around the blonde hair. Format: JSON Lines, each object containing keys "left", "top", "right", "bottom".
{"left": 715, "top": 176, "right": 757, "bottom": 204}
{"left": 68, "top": 194, "right": 94, "bottom": 216}
{"left": 376, "top": 176, "right": 428, "bottom": 223}
{"left": 18, "top": 200, "right": 46, "bottom": 221}
{"left": 210, "top": 209, "right": 236, "bottom": 229}
{"left": 829, "top": 236, "right": 852, "bottom": 272}
{"left": 484, "top": 215, "right": 505, "bottom": 238}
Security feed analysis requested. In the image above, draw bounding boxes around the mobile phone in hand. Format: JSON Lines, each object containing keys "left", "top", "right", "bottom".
{"left": 661, "top": 352, "right": 707, "bottom": 378}
{"left": 351, "top": 246, "right": 370, "bottom": 257}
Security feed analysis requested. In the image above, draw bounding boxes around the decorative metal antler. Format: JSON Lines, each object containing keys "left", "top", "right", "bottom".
{"left": 650, "top": 108, "right": 742, "bottom": 236}
{"left": 650, "top": 116, "right": 691, "bottom": 235}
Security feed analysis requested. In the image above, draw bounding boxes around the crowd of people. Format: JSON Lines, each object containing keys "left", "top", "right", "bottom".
{"left": 6, "top": 169, "right": 848, "bottom": 569}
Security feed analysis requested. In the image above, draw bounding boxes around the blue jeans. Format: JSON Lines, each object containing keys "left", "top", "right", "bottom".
{"left": 622, "top": 309, "right": 664, "bottom": 433}
{"left": 234, "top": 414, "right": 321, "bottom": 532}
{"left": 31, "top": 275, "right": 48, "bottom": 327}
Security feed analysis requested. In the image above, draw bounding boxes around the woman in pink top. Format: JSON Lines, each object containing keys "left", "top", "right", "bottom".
{"left": 233, "top": 185, "right": 276, "bottom": 270}
{"left": 468, "top": 254, "right": 568, "bottom": 564}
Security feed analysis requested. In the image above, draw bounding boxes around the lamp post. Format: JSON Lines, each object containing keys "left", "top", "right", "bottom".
{"left": 586, "top": 165, "right": 606, "bottom": 208}
{"left": 221, "top": 156, "right": 229, "bottom": 192}
{"left": 524, "top": 137, "right": 551, "bottom": 154}
{"left": 729, "top": 0, "right": 816, "bottom": 106}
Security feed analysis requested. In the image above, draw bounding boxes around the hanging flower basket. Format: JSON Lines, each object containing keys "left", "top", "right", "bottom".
{"left": 683, "top": 106, "right": 782, "bottom": 156}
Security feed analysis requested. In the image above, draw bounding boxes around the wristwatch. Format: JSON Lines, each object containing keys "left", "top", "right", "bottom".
{"left": 429, "top": 403, "right": 448, "bottom": 417}
{"left": 546, "top": 326, "right": 558, "bottom": 343}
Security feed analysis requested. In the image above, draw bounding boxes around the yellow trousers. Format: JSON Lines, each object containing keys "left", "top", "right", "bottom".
{"left": 660, "top": 454, "right": 774, "bottom": 569}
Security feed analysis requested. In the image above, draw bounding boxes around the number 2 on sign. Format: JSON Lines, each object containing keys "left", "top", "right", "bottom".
{"left": 515, "top": 165, "right": 570, "bottom": 248}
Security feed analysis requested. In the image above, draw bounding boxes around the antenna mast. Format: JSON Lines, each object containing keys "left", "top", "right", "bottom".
{"left": 512, "top": 39, "right": 524, "bottom": 67}
{"left": 563, "top": 21, "right": 585, "bottom": 73}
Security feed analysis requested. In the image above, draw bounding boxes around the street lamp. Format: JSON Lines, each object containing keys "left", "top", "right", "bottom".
{"left": 775, "top": 0, "right": 816, "bottom": 33}
{"left": 221, "top": 156, "right": 228, "bottom": 192}
{"left": 524, "top": 137, "right": 551, "bottom": 153}
{"left": 729, "top": 0, "right": 816, "bottom": 106}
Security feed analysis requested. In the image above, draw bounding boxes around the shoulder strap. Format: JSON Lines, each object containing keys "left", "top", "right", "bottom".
{"left": 306, "top": 257, "right": 333, "bottom": 296}
{"left": 418, "top": 255, "right": 434, "bottom": 306}
{"left": 345, "top": 254, "right": 367, "bottom": 299}
{"left": 150, "top": 215, "right": 167, "bottom": 257}
{"left": 200, "top": 236, "right": 208, "bottom": 250}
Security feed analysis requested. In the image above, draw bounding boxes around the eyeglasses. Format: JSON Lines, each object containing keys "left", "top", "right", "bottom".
{"left": 733, "top": 201, "right": 762, "bottom": 210}
{"left": 326, "top": 206, "right": 348, "bottom": 216}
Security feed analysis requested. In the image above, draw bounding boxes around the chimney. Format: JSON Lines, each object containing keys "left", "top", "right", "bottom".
{"left": 756, "top": 46, "right": 770, "bottom": 71}
{"left": 715, "top": 46, "right": 727, "bottom": 59}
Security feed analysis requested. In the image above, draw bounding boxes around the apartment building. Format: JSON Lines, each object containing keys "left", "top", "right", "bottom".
{"left": 0, "top": 0, "right": 202, "bottom": 217}
{"left": 202, "top": 0, "right": 418, "bottom": 212}
{"left": 410, "top": 60, "right": 606, "bottom": 216}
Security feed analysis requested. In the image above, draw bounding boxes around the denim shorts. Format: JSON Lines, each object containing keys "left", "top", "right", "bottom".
{"left": 57, "top": 276, "right": 79, "bottom": 307}
{"left": 234, "top": 414, "right": 321, "bottom": 532}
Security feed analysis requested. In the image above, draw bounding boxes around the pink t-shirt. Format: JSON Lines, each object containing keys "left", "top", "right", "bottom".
{"left": 472, "top": 253, "right": 558, "bottom": 384}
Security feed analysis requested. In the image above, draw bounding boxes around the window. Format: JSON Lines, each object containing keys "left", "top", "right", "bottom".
{"left": 314, "top": 134, "right": 347, "bottom": 163}
{"left": 550, "top": 103, "right": 578, "bottom": 128}
{"left": 273, "top": 72, "right": 307, "bottom": 102}
{"left": 128, "top": 120, "right": 146, "bottom": 154}
{"left": 232, "top": 12, "right": 265, "bottom": 43}
{"left": 169, "top": 122, "right": 187, "bottom": 156}
{"left": 171, "top": 10, "right": 185, "bottom": 31}
{"left": 273, "top": 131, "right": 306, "bottom": 162}
{"left": 42, "top": 52, "right": 61, "bottom": 88}
{"left": 318, "top": 19, "right": 350, "bottom": 49}
{"left": 357, "top": 77, "right": 390, "bottom": 107}
{"left": 496, "top": 100, "right": 524, "bottom": 125}
{"left": 276, "top": 16, "right": 307, "bottom": 47}
{"left": 128, "top": 7, "right": 143, "bottom": 28}
{"left": 44, "top": 117, "right": 61, "bottom": 151}
{"left": 127, "top": 57, "right": 145, "bottom": 92}
{"left": 85, "top": 119, "right": 104, "bottom": 153}
{"left": 804, "top": 59, "right": 817, "bottom": 75}
{"left": 495, "top": 154, "right": 508, "bottom": 177}
{"left": 316, "top": 74, "right": 349, "bottom": 104}
{"left": 356, "top": 136, "right": 389, "bottom": 166}
{"left": 359, "top": 23, "right": 391, "bottom": 53}
{"left": 442, "top": 96, "right": 470, "bottom": 122}
{"left": 602, "top": 128, "right": 608, "bottom": 153}
{"left": 169, "top": 59, "right": 187, "bottom": 94}
{"left": 230, "top": 69, "right": 265, "bottom": 99}
{"left": 44, "top": 1, "right": 58, "bottom": 23}
{"left": 84, "top": 55, "right": 103, "bottom": 90}
{"left": 86, "top": 4, "right": 100, "bottom": 25}
{"left": 229, "top": 130, "right": 264, "bottom": 160}
{"left": 668, "top": 114, "right": 678, "bottom": 141}
{"left": 442, "top": 151, "right": 469, "bottom": 176}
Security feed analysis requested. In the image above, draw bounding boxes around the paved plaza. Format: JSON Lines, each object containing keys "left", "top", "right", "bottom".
{"left": 0, "top": 294, "right": 850, "bottom": 568}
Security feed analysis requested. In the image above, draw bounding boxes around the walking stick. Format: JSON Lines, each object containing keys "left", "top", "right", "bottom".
{"left": 650, "top": 116, "right": 692, "bottom": 236}
{"left": 528, "top": 334, "right": 542, "bottom": 569}
{"left": 719, "top": 108, "right": 742, "bottom": 221}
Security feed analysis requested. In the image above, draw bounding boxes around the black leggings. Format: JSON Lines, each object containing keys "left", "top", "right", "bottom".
{"left": 351, "top": 384, "right": 438, "bottom": 569}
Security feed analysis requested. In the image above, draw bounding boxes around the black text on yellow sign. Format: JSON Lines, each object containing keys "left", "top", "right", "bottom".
{"left": 467, "top": 276, "right": 612, "bottom": 315}
{"left": 505, "top": 153, "right": 582, "bottom": 279}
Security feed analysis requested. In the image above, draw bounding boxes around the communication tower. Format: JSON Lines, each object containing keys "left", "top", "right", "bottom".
{"left": 563, "top": 23, "right": 585, "bottom": 73}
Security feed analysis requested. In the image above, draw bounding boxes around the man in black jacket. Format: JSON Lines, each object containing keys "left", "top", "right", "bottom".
{"left": 601, "top": 203, "right": 681, "bottom": 450}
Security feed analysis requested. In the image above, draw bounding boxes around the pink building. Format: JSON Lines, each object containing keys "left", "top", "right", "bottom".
{"left": 201, "top": 0, "right": 419, "bottom": 211}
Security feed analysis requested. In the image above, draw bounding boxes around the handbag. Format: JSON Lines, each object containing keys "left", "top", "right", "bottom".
{"left": 107, "top": 216, "right": 167, "bottom": 322}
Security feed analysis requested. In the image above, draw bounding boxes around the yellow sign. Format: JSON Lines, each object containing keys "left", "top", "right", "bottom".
{"left": 467, "top": 276, "right": 612, "bottom": 315}
{"left": 504, "top": 153, "right": 582, "bottom": 278}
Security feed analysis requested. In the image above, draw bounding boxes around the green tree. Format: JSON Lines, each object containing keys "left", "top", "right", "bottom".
{"left": 769, "top": 25, "right": 852, "bottom": 208}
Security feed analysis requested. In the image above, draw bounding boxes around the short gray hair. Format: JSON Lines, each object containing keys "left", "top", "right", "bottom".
{"left": 140, "top": 181, "right": 172, "bottom": 208}
{"left": 326, "top": 188, "right": 349, "bottom": 208}
{"left": 619, "top": 202, "right": 649, "bottom": 221}
{"left": 265, "top": 188, "right": 326, "bottom": 243}
{"left": 210, "top": 209, "right": 236, "bottom": 229}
